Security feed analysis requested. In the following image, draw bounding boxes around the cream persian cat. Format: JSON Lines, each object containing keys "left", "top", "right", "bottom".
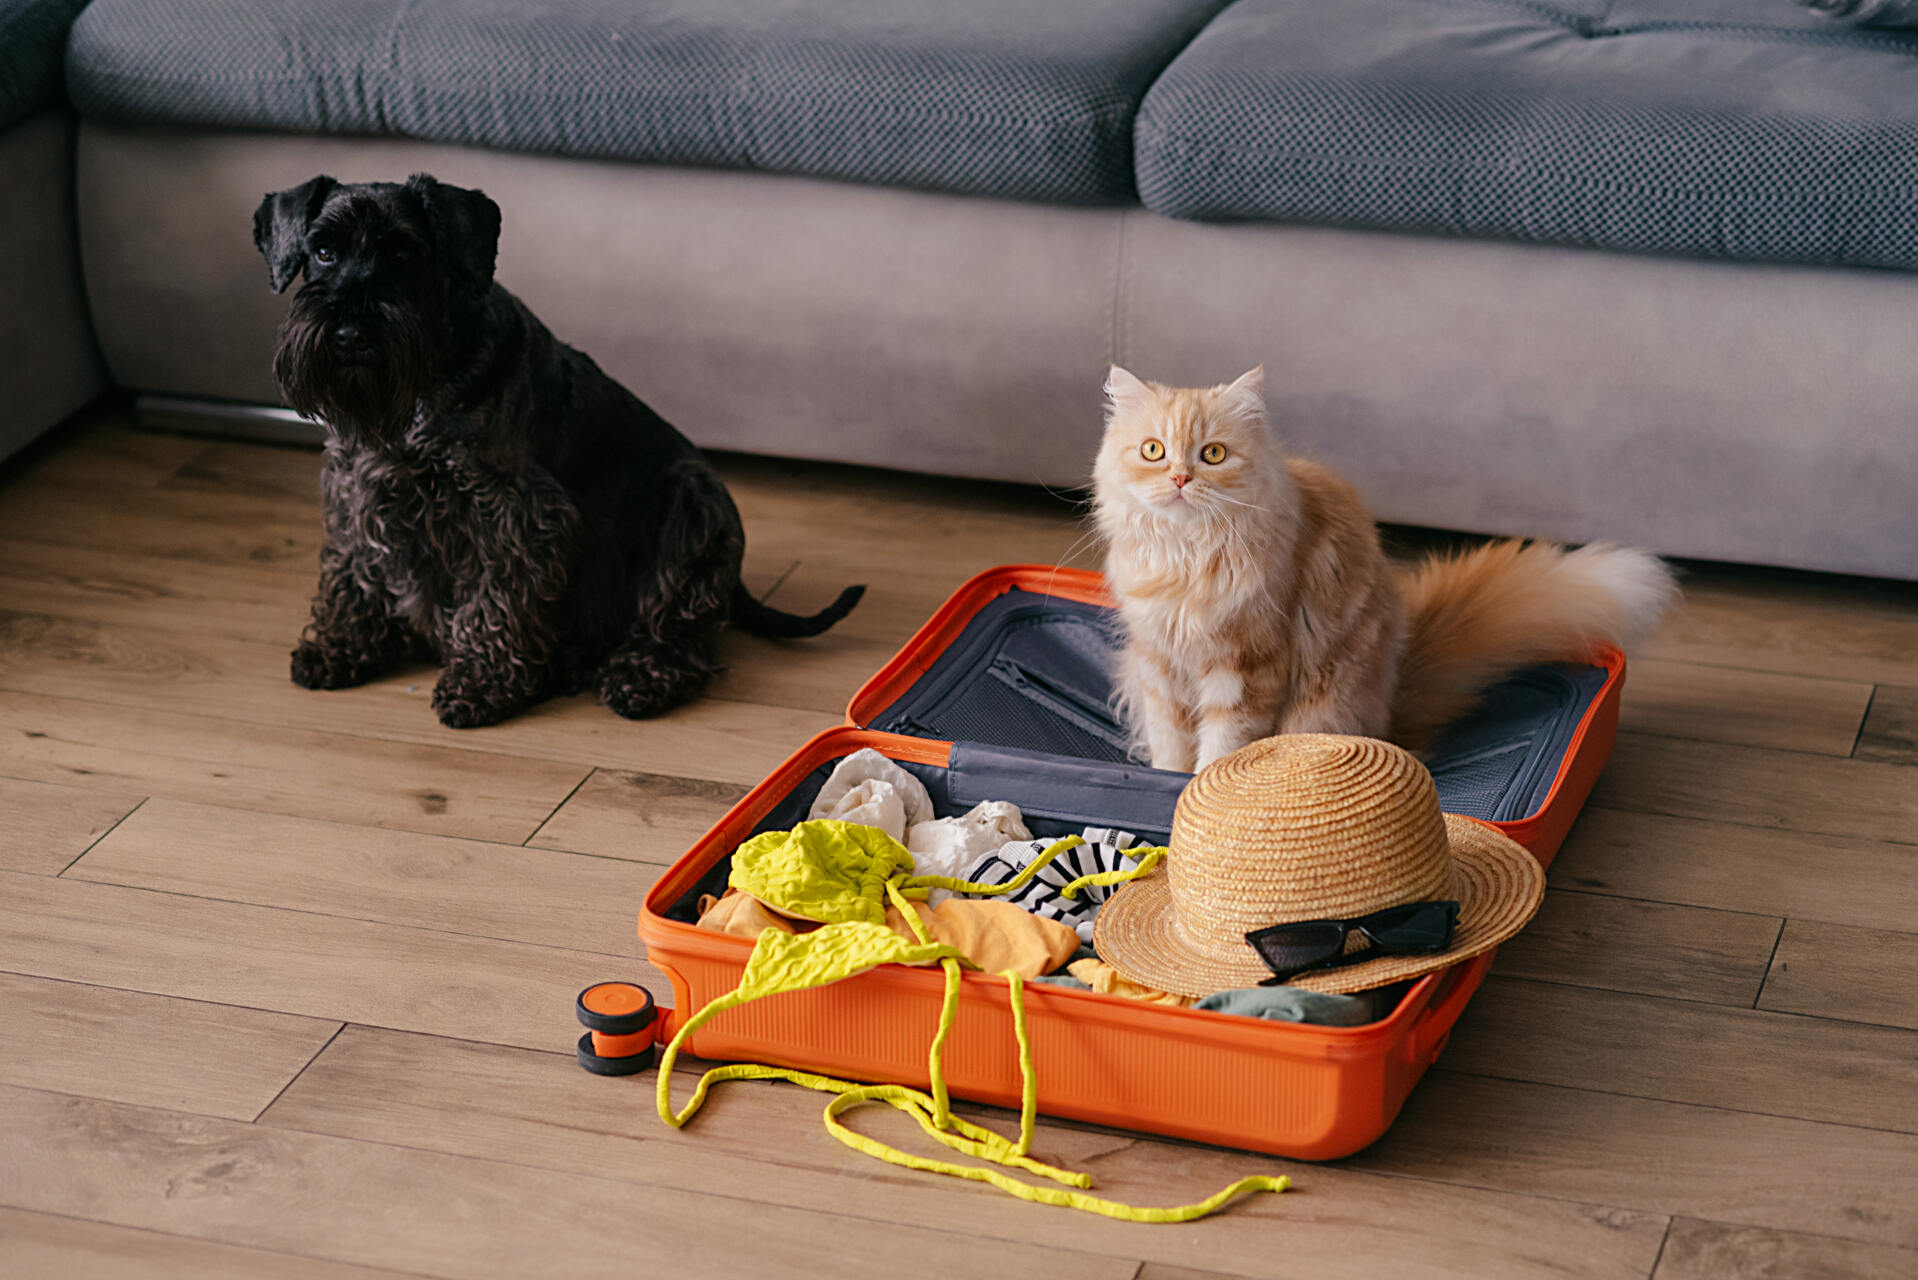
{"left": 1093, "top": 365, "right": 1677, "bottom": 770}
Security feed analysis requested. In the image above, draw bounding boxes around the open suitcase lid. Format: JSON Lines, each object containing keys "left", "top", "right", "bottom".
{"left": 847, "top": 565, "right": 1620, "bottom": 829}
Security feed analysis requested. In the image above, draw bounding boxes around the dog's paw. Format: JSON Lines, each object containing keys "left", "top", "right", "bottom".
{"left": 291, "top": 642, "right": 369, "bottom": 690}
{"left": 599, "top": 651, "right": 711, "bottom": 720}
{"left": 431, "top": 670, "right": 515, "bottom": 729}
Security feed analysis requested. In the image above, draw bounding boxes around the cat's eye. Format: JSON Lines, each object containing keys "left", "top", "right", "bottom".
{"left": 1201, "top": 443, "right": 1228, "bottom": 464}
{"left": 1140, "top": 439, "right": 1165, "bottom": 461}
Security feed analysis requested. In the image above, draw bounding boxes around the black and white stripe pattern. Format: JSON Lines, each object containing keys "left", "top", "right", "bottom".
{"left": 961, "top": 828, "right": 1152, "bottom": 944}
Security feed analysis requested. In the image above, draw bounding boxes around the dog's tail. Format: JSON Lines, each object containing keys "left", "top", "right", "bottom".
{"left": 730, "top": 582, "right": 867, "bottom": 640}
{"left": 1392, "top": 540, "right": 1677, "bottom": 749}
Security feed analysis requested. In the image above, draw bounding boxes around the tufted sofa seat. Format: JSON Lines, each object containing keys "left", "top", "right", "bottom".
{"left": 1139, "top": 0, "right": 1918, "bottom": 271}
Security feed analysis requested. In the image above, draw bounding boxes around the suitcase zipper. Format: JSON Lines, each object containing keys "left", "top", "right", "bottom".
{"left": 986, "top": 657, "right": 1131, "bottom": 753}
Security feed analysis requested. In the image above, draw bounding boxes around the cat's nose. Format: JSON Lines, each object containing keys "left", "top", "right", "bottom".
{"left": 1171, "top": 474, "right": 1191, "bottom": 489}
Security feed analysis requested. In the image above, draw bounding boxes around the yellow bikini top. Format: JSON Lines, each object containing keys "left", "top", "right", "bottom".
{"left": 657, "top": 818, "right": 1289, "bottom": 1222}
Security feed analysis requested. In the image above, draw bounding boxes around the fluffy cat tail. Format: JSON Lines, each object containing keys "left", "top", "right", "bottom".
{"left": 1392, "top": 540, "right": 1678, "bottom": 749}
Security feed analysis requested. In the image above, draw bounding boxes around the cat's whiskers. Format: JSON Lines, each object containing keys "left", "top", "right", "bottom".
{"left": 1204, "top": 490, "right": 1274, "bottom": 514}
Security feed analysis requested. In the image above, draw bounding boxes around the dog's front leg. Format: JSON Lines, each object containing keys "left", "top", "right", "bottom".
{"left": 431, "top": 589, "right": 556, "bottom": 729}
{"left": 291, "top": 545, "right": 411, "bottom": 689}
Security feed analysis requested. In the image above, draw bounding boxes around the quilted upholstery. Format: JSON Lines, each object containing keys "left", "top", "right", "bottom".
{"left": 1137, "top": 0, "right": 1918, "bottom": 269}
{"left": 66, "top": 0, "right": 1228, "bottom": 203}
{"left": 0, "top": 0, "right": 88, "bottom": 129}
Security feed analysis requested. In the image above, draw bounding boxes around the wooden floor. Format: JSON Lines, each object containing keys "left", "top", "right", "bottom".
{"left": 2, "top": 407, "right": 1916, "bottom": 1279}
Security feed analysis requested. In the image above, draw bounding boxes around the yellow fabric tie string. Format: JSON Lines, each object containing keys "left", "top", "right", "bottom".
{"left": 657, "top": 823, "right": 1289, "bottom": 1222}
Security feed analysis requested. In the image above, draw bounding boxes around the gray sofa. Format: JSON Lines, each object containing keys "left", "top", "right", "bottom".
{"left": 13, "top": 0, "right": 1918, "bottom": 579}
{"left": 0, "top": 0, "right": 104, "bottom": 462}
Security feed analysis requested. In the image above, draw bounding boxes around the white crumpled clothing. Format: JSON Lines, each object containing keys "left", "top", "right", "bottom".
{"left": 808, "top": 748, "right": 935, "bottom": 839}
{"left": 907, "top": 801, "right": 1031, "bottom": 905}
{"left": 807, "top": 749, "right": 1029, "bottom": 906}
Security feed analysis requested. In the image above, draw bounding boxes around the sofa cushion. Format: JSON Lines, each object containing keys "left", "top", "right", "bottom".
{"left": 1136, "top": 0, "right": 1918, "bottom": 270}
{"left": 1798, "top": 0, "right": 1918, "bottom": 29}
{"left": 0, "top": 0, "right": 88, "bottom": 130}
{"left": 67, "top": 0, "right": 1227, "bottom": 204}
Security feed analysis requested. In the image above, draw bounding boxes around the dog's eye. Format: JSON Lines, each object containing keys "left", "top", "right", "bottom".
{"left": 312, "top": 246, "right": 336, "bottom": 266}
{"left": 1201, "top": 443, "right": 1227, "bottom": 464}
{"left": 1140, "top": 439, "right": 1165, "bottom": 462}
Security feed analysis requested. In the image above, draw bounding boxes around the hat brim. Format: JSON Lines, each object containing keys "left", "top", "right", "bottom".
{"left": 1091, "top": 814, "right": 1546, "bottom": 997}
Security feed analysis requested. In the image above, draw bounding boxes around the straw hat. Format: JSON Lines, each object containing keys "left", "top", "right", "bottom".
{"left": 1093, "top": 735, "right": 1545, "bottom": 996}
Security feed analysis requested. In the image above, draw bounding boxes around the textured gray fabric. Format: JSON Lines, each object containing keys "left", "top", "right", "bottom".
{"left": 1137, "top": 0, "right": 1918, "bottom": 270}
{"left": 75, "top": 124, "right": 1120, "bottom": 469}
{"left": 76, "top": 124, "right": 1918, "bottom": 580}
{"left": 0, "top": 108, "right": 107, "bottom": 462}
{"left": 1120, "top": 211, "right": 1918, "bottom": 580}
{"left": 1799, "top": 0, "right": 1918, "bottom": 28}
{"left": 0, "top": 0, "right": 89, "bottom": 130}
{"left": 67, "top": 0, "right": 1226, "bottom": 203}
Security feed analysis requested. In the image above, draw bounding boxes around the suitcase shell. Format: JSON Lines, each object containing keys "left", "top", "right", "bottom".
{"left": 639, "top": 565, "right": 1624, "bottom": 1159}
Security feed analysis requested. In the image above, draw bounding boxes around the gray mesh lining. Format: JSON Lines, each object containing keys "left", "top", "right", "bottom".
{"left": 865, "top": 586, "right": 1610, "bottom": 823}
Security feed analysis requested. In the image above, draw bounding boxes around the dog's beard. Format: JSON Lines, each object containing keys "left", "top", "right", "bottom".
{"left": 274, "top": 297, "right": 437, "bottom": 449}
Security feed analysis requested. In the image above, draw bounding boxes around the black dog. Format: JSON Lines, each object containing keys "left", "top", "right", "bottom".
{"left": 253, "top": 172, "right": 862, "bottom": 728}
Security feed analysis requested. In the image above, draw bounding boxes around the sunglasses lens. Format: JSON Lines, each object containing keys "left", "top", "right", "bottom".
{"left": 1247, "top": 920, "right": 1346, "bottom": 976}
{"left": 1359, "top": 901, "right": 1458, "bottom": 953}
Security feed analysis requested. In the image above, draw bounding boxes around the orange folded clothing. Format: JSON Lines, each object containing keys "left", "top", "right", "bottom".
{"left": 1066, "top": 958, "right": 1196, "bottom": 1008}
{"left": 696, "top": 890, "right": 1077, "bottom": 980}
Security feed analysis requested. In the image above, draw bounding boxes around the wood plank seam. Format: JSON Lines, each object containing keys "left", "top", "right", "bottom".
{"left": 1611, "top": 730, "right": 1879, "bottom": 763}
{"left": 0, "top": 666, "right": 833, "bottom": 781}
{"left": 26, "top": 866, "right": 647, "bottom": 962}
{"left": 1630, "top": 655, "right": 1881, "bottom": 686}
{"left": 1852, "top": 685, "right": 1879, "bottom": 759}
{"left": 1581, "top": 802, "right": 1918, "bottom": 851}
{"left": 1646, "top": 1218, "right": 1674, "bottom": 1280}
{"left": 1472, "top": 969, "right": 1918, "bottom": 1041}
{"left": 243, "top": 1082, "right": 1170, "bottom": 1270}
{"left": 0, "top": 1205, "right": 450, "bottom": 1280}
{"left": 520, "top": 770, "right": 598, "bottom": 849}
{"left": 1434, "top": 1043, "right": 1918, "bottom": 1139}
{"left": 0, "top": 676, "right": 614, "bottom": 781}
{"left": 249, "top": 1023, "right": 347, "bottom": 1124}
{"left": 50, "top": 794, "right": 149, "bottom": 877}
{"left": 0, "top": 968, "right": 360, "bottom": 1047}
{"left": 1755, "top": 918, "right": 1789, "bottom": 1011}
{"left": 249, "top": 1060, "right": 1664, "bottom": 1262}
{"left": 1535, "top": 884, "right": 1788, "bottom": 924}
{"left": 1680, "top": 1216, "right": 1918, "bottom": 1254}
{"left": 0, "top": 966, "right": 636, "bottom": 1067}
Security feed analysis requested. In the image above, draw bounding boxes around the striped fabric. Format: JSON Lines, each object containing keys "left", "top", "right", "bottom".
{"left": 962, "top": 829, "right": 1152, "bottom": 944}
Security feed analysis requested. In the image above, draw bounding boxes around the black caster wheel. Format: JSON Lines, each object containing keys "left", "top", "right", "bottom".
{"left": 574, "top": 981, "right": 659, "bottom": 1076}
{"left": 577, "top": 1031, "right": 655, "bottom": 1076}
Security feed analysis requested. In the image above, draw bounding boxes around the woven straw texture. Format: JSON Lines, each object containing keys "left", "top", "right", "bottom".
{"left": 1094, "top": 735, "right": 1545, "bottom": 996}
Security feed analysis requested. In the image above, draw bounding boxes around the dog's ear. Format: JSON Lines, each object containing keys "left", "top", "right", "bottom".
{"left": 406, "top": 173, "right": 501, "bottom": 303}
{"left": 252, "top": 175, "right": 337, "bottom": 294}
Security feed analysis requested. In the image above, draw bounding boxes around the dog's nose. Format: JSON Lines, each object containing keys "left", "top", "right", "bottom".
{"left": 334, "top": 321, "right": 362, "bottom": 344}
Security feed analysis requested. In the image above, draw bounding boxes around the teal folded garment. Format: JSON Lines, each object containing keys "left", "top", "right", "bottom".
{"left": 1192, "top": 987, "right": 1379, "bottom": 1027}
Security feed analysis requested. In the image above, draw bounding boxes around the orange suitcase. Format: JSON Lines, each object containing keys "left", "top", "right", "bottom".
{"left": 639, "top": 566, "right": 1623, "bottom": 1159}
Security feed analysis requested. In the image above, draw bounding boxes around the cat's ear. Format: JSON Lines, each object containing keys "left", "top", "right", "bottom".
{"left": 1105, "top": 364, "right": 1152, "bottom": 409}
{"left": 1218, "top": 365, "right": 1268, "bottom": 424}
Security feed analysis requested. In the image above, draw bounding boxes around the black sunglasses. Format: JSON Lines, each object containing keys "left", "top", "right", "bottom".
{"left": 1245, "top": 900, "right": 1460, "bottom": 986}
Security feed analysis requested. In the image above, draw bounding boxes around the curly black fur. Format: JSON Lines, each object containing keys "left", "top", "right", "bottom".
{"left": 255, "top": 173, "right": 864, "bottom": 728}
